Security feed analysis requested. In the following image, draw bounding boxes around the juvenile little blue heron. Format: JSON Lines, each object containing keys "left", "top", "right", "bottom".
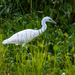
{"left": 2, "top": 16, "right": 57, "bottom": 47}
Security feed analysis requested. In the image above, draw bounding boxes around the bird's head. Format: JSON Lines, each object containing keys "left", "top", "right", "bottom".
{"left": 42, "top": 16, "right": 57, "bottom": 24}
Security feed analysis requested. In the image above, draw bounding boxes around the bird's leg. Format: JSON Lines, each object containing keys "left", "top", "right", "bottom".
{"left": 22, "top": 43, "right": 25, "bottom": 47}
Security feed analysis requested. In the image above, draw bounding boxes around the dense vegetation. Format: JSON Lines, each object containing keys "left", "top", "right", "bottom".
{"left": 0, "top": 0, "right": 75, "bottom": 75}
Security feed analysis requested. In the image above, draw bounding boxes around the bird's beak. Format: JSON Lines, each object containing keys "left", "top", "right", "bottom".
{"left": 51, "top": 20, "right": 57, "bottom": 25}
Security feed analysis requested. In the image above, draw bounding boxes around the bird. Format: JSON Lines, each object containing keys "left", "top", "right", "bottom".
{"left": 2, "top": 16, "right": 57, "bottom": 47}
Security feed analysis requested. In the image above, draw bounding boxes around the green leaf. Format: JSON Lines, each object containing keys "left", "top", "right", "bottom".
{"left": 53, "top": 45, "right": 59, "bottom": 51}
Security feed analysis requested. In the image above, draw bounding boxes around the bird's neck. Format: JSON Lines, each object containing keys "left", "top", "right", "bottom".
{"left": 38, "top": 20, "right": 47, "bottom": 34}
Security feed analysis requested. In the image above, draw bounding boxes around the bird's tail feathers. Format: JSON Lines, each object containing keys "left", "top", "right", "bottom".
{"left": 2, "top": 39, "right": 9, "bottom": 44}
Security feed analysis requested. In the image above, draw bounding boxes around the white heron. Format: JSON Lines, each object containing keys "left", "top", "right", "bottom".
{"left": 2, "top": 16, "right": 57, "bottom": 47}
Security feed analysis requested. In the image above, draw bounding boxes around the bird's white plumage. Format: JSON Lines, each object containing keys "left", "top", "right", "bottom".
{"left": 2, "top": 16, "right": 56, "bottom": 47}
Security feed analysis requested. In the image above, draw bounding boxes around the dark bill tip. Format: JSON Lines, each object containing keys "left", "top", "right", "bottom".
{"left": 55, "top": 22, "right": 61, "bottom": 26}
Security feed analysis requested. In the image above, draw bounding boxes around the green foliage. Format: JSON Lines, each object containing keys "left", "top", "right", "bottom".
{"left": 0, "top": 0, "right": 75, "bottom": 75}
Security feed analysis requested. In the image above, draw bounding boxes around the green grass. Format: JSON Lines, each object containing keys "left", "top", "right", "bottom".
{"left": 0, "top": 0, "right": 75, "bottom": 75}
